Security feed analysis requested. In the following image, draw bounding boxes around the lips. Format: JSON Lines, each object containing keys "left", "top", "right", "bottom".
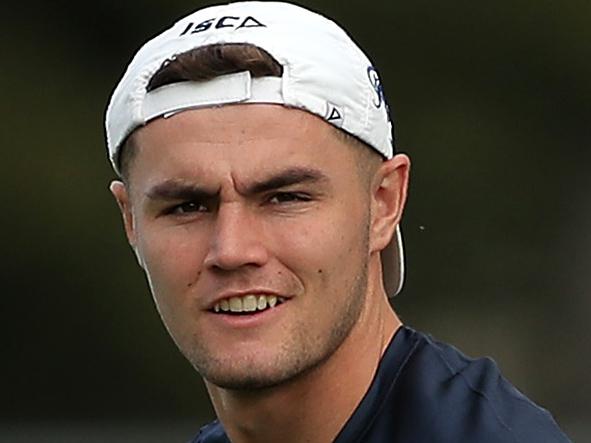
{"left": 212, "top": 294, "right": 287, "bottom": 314}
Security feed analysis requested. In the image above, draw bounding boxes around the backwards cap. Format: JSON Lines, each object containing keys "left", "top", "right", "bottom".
{"left": 105, "top": 1, "right": 405, "bottom": 296}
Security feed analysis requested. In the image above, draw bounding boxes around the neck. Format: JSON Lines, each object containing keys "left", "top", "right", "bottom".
{"left": 205, "top": 281, "right": 401, "bottom": 443}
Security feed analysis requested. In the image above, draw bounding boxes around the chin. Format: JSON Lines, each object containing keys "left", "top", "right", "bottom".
{"left": 186, "top": 346, "right": 331, "bottom": 392}
{"left": 205, "top": 372, "right": 291, "bottom": 391}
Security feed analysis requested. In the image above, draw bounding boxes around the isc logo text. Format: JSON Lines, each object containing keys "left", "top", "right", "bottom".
{"left": 180, "top": 16, "right": 266, "bottom": 35}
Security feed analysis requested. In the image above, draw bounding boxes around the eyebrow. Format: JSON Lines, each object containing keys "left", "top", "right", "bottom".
{"left": 146, "top": 181, "right": 215, "bottom": 201}
{"left": 145, "top": 167, "right": 329, "bottom": 201}
{"left": 246, "top": 167, "right": 329, "bottom": 195}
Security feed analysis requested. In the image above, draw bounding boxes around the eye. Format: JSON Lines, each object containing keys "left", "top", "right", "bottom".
{"left": 268, "top": 192, "right": 311, "bottom": 204}
{"left": 168, "top": 201, "right": 208, "bottom": 215}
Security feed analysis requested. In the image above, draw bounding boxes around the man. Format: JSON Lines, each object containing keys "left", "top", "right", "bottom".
{"left": 105, "top": 2, "right": 571, "bottom": 442}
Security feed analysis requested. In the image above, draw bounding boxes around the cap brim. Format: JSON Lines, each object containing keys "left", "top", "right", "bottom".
{"left": 381, "top": 225, "right": 404, "bottom": 297}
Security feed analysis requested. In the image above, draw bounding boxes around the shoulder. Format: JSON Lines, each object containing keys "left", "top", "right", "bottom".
{"left": 382, "top": 329, "right": 572, "bottom": 442}
{"left": 188, "top": 420, "right": 229, "bottom": 443}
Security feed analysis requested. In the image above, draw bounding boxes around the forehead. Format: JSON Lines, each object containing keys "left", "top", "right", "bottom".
{"left": 127, "top": 104, "right": 362, "bottom": 186}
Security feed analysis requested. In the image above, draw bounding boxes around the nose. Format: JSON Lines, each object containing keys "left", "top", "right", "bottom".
{"left": 203, "top": 202, "right": 270, "bottom": 271}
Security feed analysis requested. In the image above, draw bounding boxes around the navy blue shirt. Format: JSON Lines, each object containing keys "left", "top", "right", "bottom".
{"left": 191, "top": 326, "right": 571, "bottom": 442}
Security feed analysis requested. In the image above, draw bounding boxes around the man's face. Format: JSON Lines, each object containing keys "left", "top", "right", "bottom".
{"left": 112, "top": 104, "right": 379, "bottom": 389}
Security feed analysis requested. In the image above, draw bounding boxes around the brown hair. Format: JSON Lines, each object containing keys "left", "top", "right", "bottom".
{"left": 147, "top": 44, "right": 283, "bottom": 91}
{"left": 118, "top": 43, "right": 379, "bottom": 183}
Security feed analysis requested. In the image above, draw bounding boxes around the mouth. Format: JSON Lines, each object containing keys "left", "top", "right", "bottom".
{"left": 210, "top": 294, "right": 287, "bottom": 315}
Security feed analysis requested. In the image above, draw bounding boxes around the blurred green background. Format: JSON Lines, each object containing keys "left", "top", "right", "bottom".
{"left": 3, "top": 0, "right": 589, "bottom": 441}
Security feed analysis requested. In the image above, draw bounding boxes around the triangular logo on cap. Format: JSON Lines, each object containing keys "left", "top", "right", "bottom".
{"left": 328, "top": 107, "right": 342, "bottom": 121}
{"left": 326, "top": 104, "right": 344, "bottom": 126}
{"left": 238, "top": 16, "right": 266, "bottom": 28}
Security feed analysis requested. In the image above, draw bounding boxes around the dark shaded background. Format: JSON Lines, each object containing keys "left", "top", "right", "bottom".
{"left": 3, "top": 0, "right": 589, "bottom": 441}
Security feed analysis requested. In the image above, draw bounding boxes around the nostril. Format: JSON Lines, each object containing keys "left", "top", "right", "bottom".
{"left": 204, "top": 208, "right": 270, "bottom": 270}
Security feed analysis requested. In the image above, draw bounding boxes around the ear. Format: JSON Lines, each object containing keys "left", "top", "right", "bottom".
{"left": 369, "top": 153, "right": 410, "bottom": 253}
{"left": 110, "top": 180, "right": 144, "bottom": 268}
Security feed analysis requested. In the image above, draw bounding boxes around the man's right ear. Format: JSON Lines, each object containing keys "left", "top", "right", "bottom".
{"left": 109, "top": 180, "right": 144, "bottom": 269}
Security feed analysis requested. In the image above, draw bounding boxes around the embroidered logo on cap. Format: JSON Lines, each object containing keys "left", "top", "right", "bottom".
{"left": 326, "top": 103, "right": 344, "bottom": 126}
{"left": 180, "top": 16, "right": 266, "bottom": 36}
{"left": 367, "top": 66, "right": 385, "bottom": 109}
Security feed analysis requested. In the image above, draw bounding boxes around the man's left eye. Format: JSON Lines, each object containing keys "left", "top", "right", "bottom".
{"left": 268, "top": 192, "right": 310, "bottom": 204}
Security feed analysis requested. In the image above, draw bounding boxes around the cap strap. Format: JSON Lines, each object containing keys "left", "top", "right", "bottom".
{"left": 142, "top": 71, "right": 284, "bottom": 122}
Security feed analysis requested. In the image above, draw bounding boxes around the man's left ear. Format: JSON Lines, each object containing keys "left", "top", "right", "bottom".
{"left": 369, "top": 153, "right": 410, "bottom": 253}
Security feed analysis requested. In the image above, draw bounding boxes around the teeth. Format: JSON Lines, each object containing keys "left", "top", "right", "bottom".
{"left": 213, "top": 294, "right": 285, "bottom": 313}
{"left": 229, "top": 297, "right": 243, "bottom": 312}
{"left": 268, "top": 295, "right": 277, "bottom": 308}
{"left": 243, "top": 295, "right": 258, "bottom": 312}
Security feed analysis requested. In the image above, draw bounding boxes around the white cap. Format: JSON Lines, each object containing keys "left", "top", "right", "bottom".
{"left": 105, "top": 1, "right": 405, "bottom": 296}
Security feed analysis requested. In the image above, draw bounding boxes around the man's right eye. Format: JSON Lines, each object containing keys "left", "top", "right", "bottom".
{"left": 168, "top": 202, "right": 208, "bottom": 215}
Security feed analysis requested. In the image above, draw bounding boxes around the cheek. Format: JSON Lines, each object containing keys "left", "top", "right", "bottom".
{"left": 273, "top": 210, "right": 365, "bottom": 283}
{"left": 137, "top": 225, "right": 208, "bottom": 295}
